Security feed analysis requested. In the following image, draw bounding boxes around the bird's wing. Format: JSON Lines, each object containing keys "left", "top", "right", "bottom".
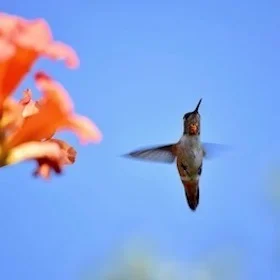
{"left": 202, "top": 142, "right": 231, "bottom": 160}
{"left": 122, "top": 144, "right": 177, "bottom": 163}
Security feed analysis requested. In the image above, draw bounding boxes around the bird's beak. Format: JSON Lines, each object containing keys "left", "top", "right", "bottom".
{"left": 193, "top": 98, "right": 202, "bottom": 113}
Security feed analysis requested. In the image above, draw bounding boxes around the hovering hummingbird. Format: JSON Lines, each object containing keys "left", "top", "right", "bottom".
{"left": 123, "top": 99, "right": 228, "bottom": 211}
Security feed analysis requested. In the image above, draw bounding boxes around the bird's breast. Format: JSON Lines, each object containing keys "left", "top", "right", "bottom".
{"left": 177, "top": 136, "right": 203, "bottom": 169}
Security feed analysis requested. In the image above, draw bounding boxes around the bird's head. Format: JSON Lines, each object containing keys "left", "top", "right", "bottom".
{"left": 183, "top": 98, "right": 202, "bottom": 136}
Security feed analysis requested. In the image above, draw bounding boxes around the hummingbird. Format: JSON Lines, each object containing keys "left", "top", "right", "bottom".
{"left": 123, "top": 99, "right": 227, "bottom": 211}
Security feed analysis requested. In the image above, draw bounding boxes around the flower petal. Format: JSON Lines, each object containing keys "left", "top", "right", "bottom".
{"left": 5, "top": 141, "right": 62, "bottom": 166}
{"left": 61, "top": 114, "right": 102, "bottom": 144}
{"left": 0, "top": 97, "right": 24, "bottom": 132}
{"left": 0, "top": 47, "right": 37, "bottom": 106}
{"left": 0, "top": 12, "right": 79, "bottom": 108}
{"left": 5, "top": 72, "right": 74, "bottom": 148}
{"left": 33, "top": 157, "right": 63, "bottom": 180}
{"left": 0, "top": 13, "right": 79, "bottom": 65}
{"left": 35, "top": 71, "right": 74, "bottom": 114}
{"left": 33, "top": 161, "right": 52, "bottom": 179}
{"left": 0, "top": 38, "right": 15, "bottom": 61}
{"left": 44, "top": 41, "right": 79, "bottom": 69}
{"left": 5, "top": 72, "right": 102, "bottom": 149}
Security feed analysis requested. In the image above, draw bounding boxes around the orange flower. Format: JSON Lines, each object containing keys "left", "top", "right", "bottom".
{"left": 5, "top": 72, "right": 102, "bottom": 149}
{"left": 0, "top": 12, "right": 79, "bottom": 109}
{"left": 0, "top": 13, "right": 102, "bottom": 179}
{"left": 0, "top": 93, "right": 79, "bottom": 178}
{"left": 8, "top": 88, "right": 82, "bottom": 179}
{"left": 0, "top": 73, "right": 101, "bottom": 173}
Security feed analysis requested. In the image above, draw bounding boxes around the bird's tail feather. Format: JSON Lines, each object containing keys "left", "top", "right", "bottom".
{"left": 183, "top": 180, "right": 200, "bottom": 211}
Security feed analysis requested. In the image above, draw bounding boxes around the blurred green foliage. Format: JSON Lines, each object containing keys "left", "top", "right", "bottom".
{"left": 82, "top": 241, "right": 240, "bottom": 280}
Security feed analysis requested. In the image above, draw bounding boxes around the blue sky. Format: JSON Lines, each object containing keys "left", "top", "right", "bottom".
{"left": 0, "top": 0, "right": 279, "bottom": 279}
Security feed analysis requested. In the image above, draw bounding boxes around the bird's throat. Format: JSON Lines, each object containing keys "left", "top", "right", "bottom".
{"left": 180, "top": 134, "right": 201, "bottom": 148}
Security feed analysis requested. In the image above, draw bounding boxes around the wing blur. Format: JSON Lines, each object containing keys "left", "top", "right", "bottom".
{"left": 202, "top": 142, "right": 231, "bottom": 160}
{"left": 123, "top": 144, "right": 176, "bottom": 163}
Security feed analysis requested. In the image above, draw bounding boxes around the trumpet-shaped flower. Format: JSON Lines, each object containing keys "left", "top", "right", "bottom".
{"left": 0, "top": 12, "right": 79, "bottom": 110}
{"left": 0, "top": 12, "right": 102, "bottom": 179}
{"left": 0, "top": 75, "right": 101, "bottom": 178}
{"left": 5, "top": 73, "right": 102, "bottom": 149}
